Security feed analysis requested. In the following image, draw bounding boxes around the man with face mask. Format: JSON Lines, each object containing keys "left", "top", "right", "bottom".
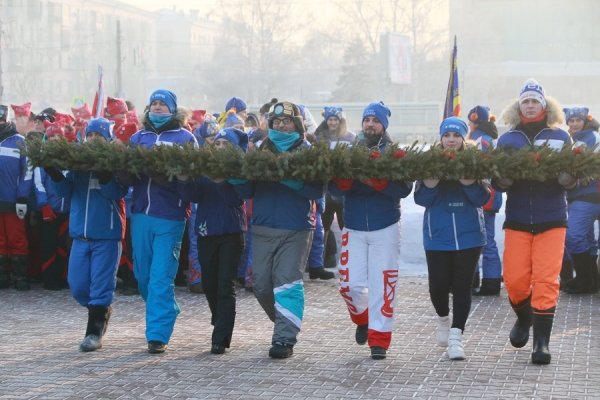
{"left": 330, "top": 102, "right": 413, "bottom": 360}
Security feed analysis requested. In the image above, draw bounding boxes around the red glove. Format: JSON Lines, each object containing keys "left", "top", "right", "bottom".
{"left": 363, "top": 178, "right": 389, "bottom": 192}
{"left": 41, "top": 204, "right": 57, "bottom": 221}
{"left": 333, "top": 178, "right": 353, "bottom": 191}
{"left": 483, "top": 188, "right": 496, "bottom": 212}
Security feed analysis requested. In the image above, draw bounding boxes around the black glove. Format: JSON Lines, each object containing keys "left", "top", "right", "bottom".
{"left": 97, "top": 171, "right": 112, "bottom": 184}
{"left": 44, "top": 167, "right": 64, "bottom": 182}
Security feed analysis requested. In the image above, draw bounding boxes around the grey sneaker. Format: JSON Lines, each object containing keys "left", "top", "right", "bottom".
{"left": 80, "top": 335, "right": 102, "bottom": 352}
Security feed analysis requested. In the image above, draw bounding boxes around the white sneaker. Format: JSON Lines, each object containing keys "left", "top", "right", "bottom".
{"left": 436, "top": 316, "right": 450, "bottom": 347}
{"left": 447, "top": 327, "right": 465, "bottom": 360}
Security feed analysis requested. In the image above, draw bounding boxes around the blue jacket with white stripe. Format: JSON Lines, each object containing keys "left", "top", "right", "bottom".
{"left": 0, "top": 122, "right": 32, "bottom": 212}
{"left": 33, "top": 167, "right": 71, "bottom": 213}
{"left": 126, "top": 116, "right": 198, "bottom": 221}
{"left": 414, "top": 180, "right": 489, "bottom": 251}
{"left": 51, "top": 172, "right": 127, "bottom": 240}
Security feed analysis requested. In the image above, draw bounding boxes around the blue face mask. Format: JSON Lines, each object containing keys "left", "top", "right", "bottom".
{"left": 268, "top": 129, "right": 300, "bottom": 152}
{"left": 148, "top": 112, "right": 173, "bottom": 129}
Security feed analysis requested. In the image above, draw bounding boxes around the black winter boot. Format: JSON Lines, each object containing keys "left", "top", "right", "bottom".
{"left": 473, "top": 278, "right": 501, "bottom": 296}
{"left": 0, "top": 255, "right": 11, "bottom": 289}
{"left": 309, "top": 267, "right": 334, "bottom": 280}
{"left": 564, "top": 252, "right": 594, "bottom": 294}
{"left": 323, "top": 231, "right": 338, "bottom": 269}
{"left": 11, "top": 255, "right": 30, "bottom": 291}
{"left": 471, "top": 268, "right": 480, "bottom": 294}
{"left": 590, "top": 255, "right": 599, "bottom": 293}
{"left": 80, "top": 305, "right": 110, "bottom": 352}
{"left": 531, "top": 311, "right": 554, "bottom": 365}
{"left": 559, "top": 259, "right": 574, "bottom": 290}
{"left": 509, "top": 297, "right": 532, "bottom": 348}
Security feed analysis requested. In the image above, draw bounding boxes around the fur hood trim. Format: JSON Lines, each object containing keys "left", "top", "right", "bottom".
{"left": 501, "top": 96, "right": 564, "bottom": 129}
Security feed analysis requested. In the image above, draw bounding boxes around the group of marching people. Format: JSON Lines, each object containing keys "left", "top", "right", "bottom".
{"left": 0, "top": 77, "right": 597, "bottom": 365}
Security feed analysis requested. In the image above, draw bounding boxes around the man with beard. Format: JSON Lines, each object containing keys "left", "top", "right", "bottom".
{"left": 330, "top": 102, "right": 413, "bottom": 360}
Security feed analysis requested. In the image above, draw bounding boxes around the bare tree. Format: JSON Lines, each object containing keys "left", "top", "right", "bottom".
{"left": 201, "top": 0, "right": 306, "bottom": 107}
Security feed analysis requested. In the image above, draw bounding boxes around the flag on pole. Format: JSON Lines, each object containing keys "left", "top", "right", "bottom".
{"left": 91, "top": 65, "right": 105, "bottom": 118}
{"left": 443, "top": 36, "right": 460, "bottom": 118}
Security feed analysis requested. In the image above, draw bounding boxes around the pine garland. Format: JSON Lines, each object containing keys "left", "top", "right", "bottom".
{"left": 23, "top": 136, "right": 600, "bottom": 182}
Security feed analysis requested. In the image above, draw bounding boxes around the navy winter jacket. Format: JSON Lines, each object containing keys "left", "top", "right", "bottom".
{"left": 414, "top": 180, "right": 489, "bottom": 251}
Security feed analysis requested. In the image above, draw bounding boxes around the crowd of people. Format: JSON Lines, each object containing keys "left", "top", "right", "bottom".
{"left": 0, "top": 77, "right": 597, "bottom": 365}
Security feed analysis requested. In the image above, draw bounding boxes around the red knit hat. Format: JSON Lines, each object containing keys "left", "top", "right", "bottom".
{"left": 11, "top": 102, "right": 32, "bottom": 118}
{"left": 115, "top": 123, "right": 138, "bottom": 143}
{"left": 192, "top": 109, "right": 207, "bottom": 125}
{"left": 54, "top": 112, "right": 74, "bottom": 126}
{"left": 45, "top": 122, "right": 65, "bottom": 138}
{"left": 71, "top": 104, "right": 92, "bottom": 120}
{"left": 106, "top": 97, "right": 128, "bottom": 116}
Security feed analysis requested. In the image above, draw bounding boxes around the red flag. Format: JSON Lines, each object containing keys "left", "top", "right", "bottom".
{"left": 91, "top": 65, "right": 105, "bottom": 118}
{"left": 444, "top": 36, "right": 461, "bottom": 118}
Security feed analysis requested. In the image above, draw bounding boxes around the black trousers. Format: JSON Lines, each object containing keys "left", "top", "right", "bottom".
{"left": 197, "top": 233, "right": 244, "bottom": 347}
{"left": 426, "top": 247, "right": 482, "bottom": 331}
{"left": 321, "top": 194, "right": 344, "bottom": 231}
{"left": 40, "top": 213, "right": 70, "bottom": 288}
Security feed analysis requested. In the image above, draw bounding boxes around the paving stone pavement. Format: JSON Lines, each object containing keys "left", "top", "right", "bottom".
{"left": 0, "top": 275, "right": 599, "bottom": 399}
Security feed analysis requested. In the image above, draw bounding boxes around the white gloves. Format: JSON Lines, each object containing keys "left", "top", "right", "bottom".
{"left": 15, "top": 203, "right": 27, "bottom": 220}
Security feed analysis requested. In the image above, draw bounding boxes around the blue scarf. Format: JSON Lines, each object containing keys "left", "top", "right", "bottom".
{"left": 268, "top": 129, "right": 300, "bottom": 152}
{"left": 148, "top": 112, "right": 173, "bottom": 129}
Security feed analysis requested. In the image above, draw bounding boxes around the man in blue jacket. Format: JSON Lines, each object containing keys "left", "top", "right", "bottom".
{"left": 330, "top": 102, "right": 413, "bottom": 360}
{"left": 47, "top": 118, "right": 127, "bottom": 352}
{"left": 0, "top": 105, "right": 32, "bottom": 290}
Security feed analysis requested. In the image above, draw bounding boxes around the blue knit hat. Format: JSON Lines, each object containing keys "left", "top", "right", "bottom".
{"left": 86, "top": 117, "right": 114, "bottom": 141}
{"left": 519, "top": 79, "right": 546, "bottom": 109}
{"left": 563, "top": 106, "right": 589, "bottom": 123}
{"left": 324, "top": 106, "right": 343, "bottom": 121}
{"left": 467, "top": 105, "right": 490, "bottom": 125}
{"left": 214, "top": 127, "right": 249, "bottom": 152}
{"left": 362, "top": 102, "right": 391, "bottom": 130}
{"left": 149, "top": 89, "right": 177, "bottom": 113}
{"left": 225, "top": 112, "right": 245, "bottom": 128}
{"left": 197, "top": 119, "right": 219, "bottom": 139}
{"left": 439, "top": 116, "right": 468, "bottom": 139}
{"left": 225, "top": 97, "right": 247, "bottom": 113}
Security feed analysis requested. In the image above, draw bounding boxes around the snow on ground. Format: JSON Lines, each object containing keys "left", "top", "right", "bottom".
{"left": 329, "top": 193, "right": 506, "bottom": 277}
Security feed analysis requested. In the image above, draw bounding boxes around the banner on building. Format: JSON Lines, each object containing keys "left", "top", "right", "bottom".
{"left": 385, "top": 33, "right": 412, "bottom": 85}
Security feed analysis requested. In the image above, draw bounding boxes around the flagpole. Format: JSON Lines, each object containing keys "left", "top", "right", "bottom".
{"left": 92, "top": 65, "right": 105, "bottom": 118}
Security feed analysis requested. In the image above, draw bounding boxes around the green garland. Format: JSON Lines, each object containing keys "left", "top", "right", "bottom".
{"left": 23, "top": 136, "right": 600, "bottom": 182}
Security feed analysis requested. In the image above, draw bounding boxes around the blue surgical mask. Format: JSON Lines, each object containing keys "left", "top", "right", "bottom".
{"left": 148, "top": 112, "right": 172, "bottom": 129}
